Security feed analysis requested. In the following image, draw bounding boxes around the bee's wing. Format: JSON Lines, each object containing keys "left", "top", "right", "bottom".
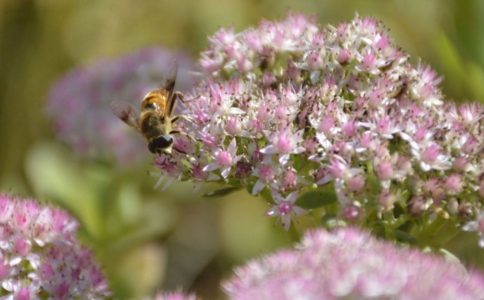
{"left": 160, "top": 60, "right": 178, "bottom": 98}
{"left": 110, "top": 101, "right": 142, "bottom": 133}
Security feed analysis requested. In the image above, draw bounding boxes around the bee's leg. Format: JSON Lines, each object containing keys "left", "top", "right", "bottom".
{"left": 172, "top": 146, "right": 187, "bottom": 155}
{"left": 162, "top": 147, "right": 173, "bottom": 155}
{"left": 168, "top": 92, "right": 199, "bottom": 116}
{"left": 169, "top": 130, "right": 199, "bottom": 142}
{"left": 171, "top": 114, "right": 195, "bottom": 124}
{"left": 174, "top": 92, "right": 199, "bottom": 104}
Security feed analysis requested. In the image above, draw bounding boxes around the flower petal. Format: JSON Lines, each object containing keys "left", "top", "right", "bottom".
{"left": 203, "top": 163, "right": 220, "bottom": 172}
{"left": 286, "top": 191, "right": 299, "bottom": 203}
{"left": 221, "top": 167, "right": 231, "bottom": 178}
{"left": 252, "top": 180, "right": 266, "bottom": 195}
{"left": 260, "top": 145, "right": 277, "bottom": 154}
{"left": 227, "top": 138, "right": 237, "bottom": 155}
{"left": 279, "top": 154, "right": 290, "bottom": 165}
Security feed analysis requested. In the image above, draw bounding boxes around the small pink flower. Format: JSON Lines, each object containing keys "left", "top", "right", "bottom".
{"left": 328, "top": 157, "right": 348, "bottom": 179}
{"left": 378, "top": 189, "right": 395, "bottom": 211}
{"left": 15, "top": 238, "right": 29, "bottom": 256}
{"left": 375, "top": 160, "right": 394, "bottom": 181}
{"left": 412, "top": 144, "right": 451, "bottom": 171}
{"left": 318, "top": 116, "right": 336, "bottom": 135}
{"left": 252, "top": 159, "right": 277, "bottom": 195}
{"left": 261, "top": 128, "right": 305, "bottom": 164}
{"left": 342, "top": 205, "right": 362, "bottom": 220}
{"left": 204, "top": 139, "right": 242, "bottom": 178}
{"left": 409, "top": 195, "right": 427, "bottom": 215}
{"left": 342, "top": 121, "right": 357, "bottom": 137}
{"left": 16, "top": 287, "right": 31, "bottom": 300}
{"left": 265, "top": 190, "right": 307, "bottom": 230}
{"left": 444, "top": 173, "right": 463, "bottom": 195}
{"left": 40, "top": 263, "right": 54, "bottom": 280}
{"left": 282, "top": 169, "right": 298, "bottom": 190}
{"left": 55, "top": 282, "right": 70, "bottom": 299}
{"left": 453, "top": 156, "right": 469, "bottom": 172}
{"left": 347, "top": 174, "right": 365, "bottom": 193}
{"left": 307, "top": 51, "right": 324, "bottom": 70}
{"left": 337, "top": 49, "right": 350, "bottom": 64}
{"left": 422, "top": 178, "right": 445, "bottom": 203}
{"left": 462, "top": 136, "right": 478, "bottom": 154}
{"left": 0, "top": 260, "right": 9, "bottom": 279}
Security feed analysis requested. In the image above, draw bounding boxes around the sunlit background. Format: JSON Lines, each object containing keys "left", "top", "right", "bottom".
{"left": 0, "top": 1, "right": 483, "bottom": 299}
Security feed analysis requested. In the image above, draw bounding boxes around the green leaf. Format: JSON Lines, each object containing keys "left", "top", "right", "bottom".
{"left": 395, "top": 230, "right": 418, "bottom": 245}
{"left": 467, "top": 63, "right": 484, "bottom": 100}
{"left": 434, "top": 33, "right": 467, "bottom": 97}
{"left": 203, "top": 186, "right": 241, "bottom": 198}
{"left": 296, "top": 190, "right": 337, "bottom": 209}
{"left": 25, "top": 142, "right": 103, "bottom": 239}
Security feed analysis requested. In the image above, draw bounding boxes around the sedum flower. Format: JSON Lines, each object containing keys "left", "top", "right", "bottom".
{"left": 203, "top": 139, "right": 242, "bottom": 178}
{"left": 152, "top": 12, "right": 484, "bottom": 239}
{"left": 0, "top": 193, "right": 109, "bottom": 300}
{"left": 265, "top": 190, "right": 307, "bottom": 230}
{"left": 223, "top": 227, "right": 484, "bottom": 300}
{"left": 47, "top": 47, "right": 195, "bottom": 167}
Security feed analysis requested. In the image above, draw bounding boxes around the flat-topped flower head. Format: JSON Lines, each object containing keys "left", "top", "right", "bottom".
{"left": 224, "top": 228, "right": 484, "bottom": 300}
{"left": 151, "top": 12, "right": 484, "bottom": 239}
{"left": 0, "top": 193, "right": 109, "bottom": 300}
{"left": 48, "top": 47, "right": 195, "bottom": 167}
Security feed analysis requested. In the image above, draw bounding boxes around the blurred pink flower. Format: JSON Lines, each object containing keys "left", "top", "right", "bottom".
{"left": 224, "top": 227, "right": 484, "bottom": 300}
{"left": 0, "top": 193, "right": 109, "bottom": 300}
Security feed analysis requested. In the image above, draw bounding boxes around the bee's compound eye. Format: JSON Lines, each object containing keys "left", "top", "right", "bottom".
{"left": 149, "top": 135, "right": 174, "bottom": 154}
{"left": 148, "top": 141, "right": 157, "bottom": 154}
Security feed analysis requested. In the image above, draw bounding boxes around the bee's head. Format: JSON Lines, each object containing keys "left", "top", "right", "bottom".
{"left": 148, "top": 135, "right": 174, "bottom": 154}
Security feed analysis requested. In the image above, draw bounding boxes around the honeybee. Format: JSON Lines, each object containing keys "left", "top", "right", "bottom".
{"left": 111, "top": 61, "right": 194, "bottom": 155}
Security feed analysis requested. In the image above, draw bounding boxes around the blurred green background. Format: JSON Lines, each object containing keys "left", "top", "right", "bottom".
{"left": 0, "top": 0, "right": 484, "bottom": 299}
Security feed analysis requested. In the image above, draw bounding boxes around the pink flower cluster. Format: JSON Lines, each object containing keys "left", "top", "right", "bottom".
{"left": 153, "top": 12, "right": 484, "bottom": 236}
{"left": 224, "top": 228, "right": 484, "bottom": 300}
{"left": 0, "top": 193, "right": 109, "bottom": 300}
{"left": 48, "top": 47, "right": 194, "bottom": 166}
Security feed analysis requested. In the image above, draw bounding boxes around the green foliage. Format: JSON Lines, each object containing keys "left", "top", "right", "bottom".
{"left": 296, "top": 190, "right": 337, "bottom": 209}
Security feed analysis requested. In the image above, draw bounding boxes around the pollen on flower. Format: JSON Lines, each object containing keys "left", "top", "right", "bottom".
{"left": 0, "top": 193, "right": 110, "bottom": 300}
